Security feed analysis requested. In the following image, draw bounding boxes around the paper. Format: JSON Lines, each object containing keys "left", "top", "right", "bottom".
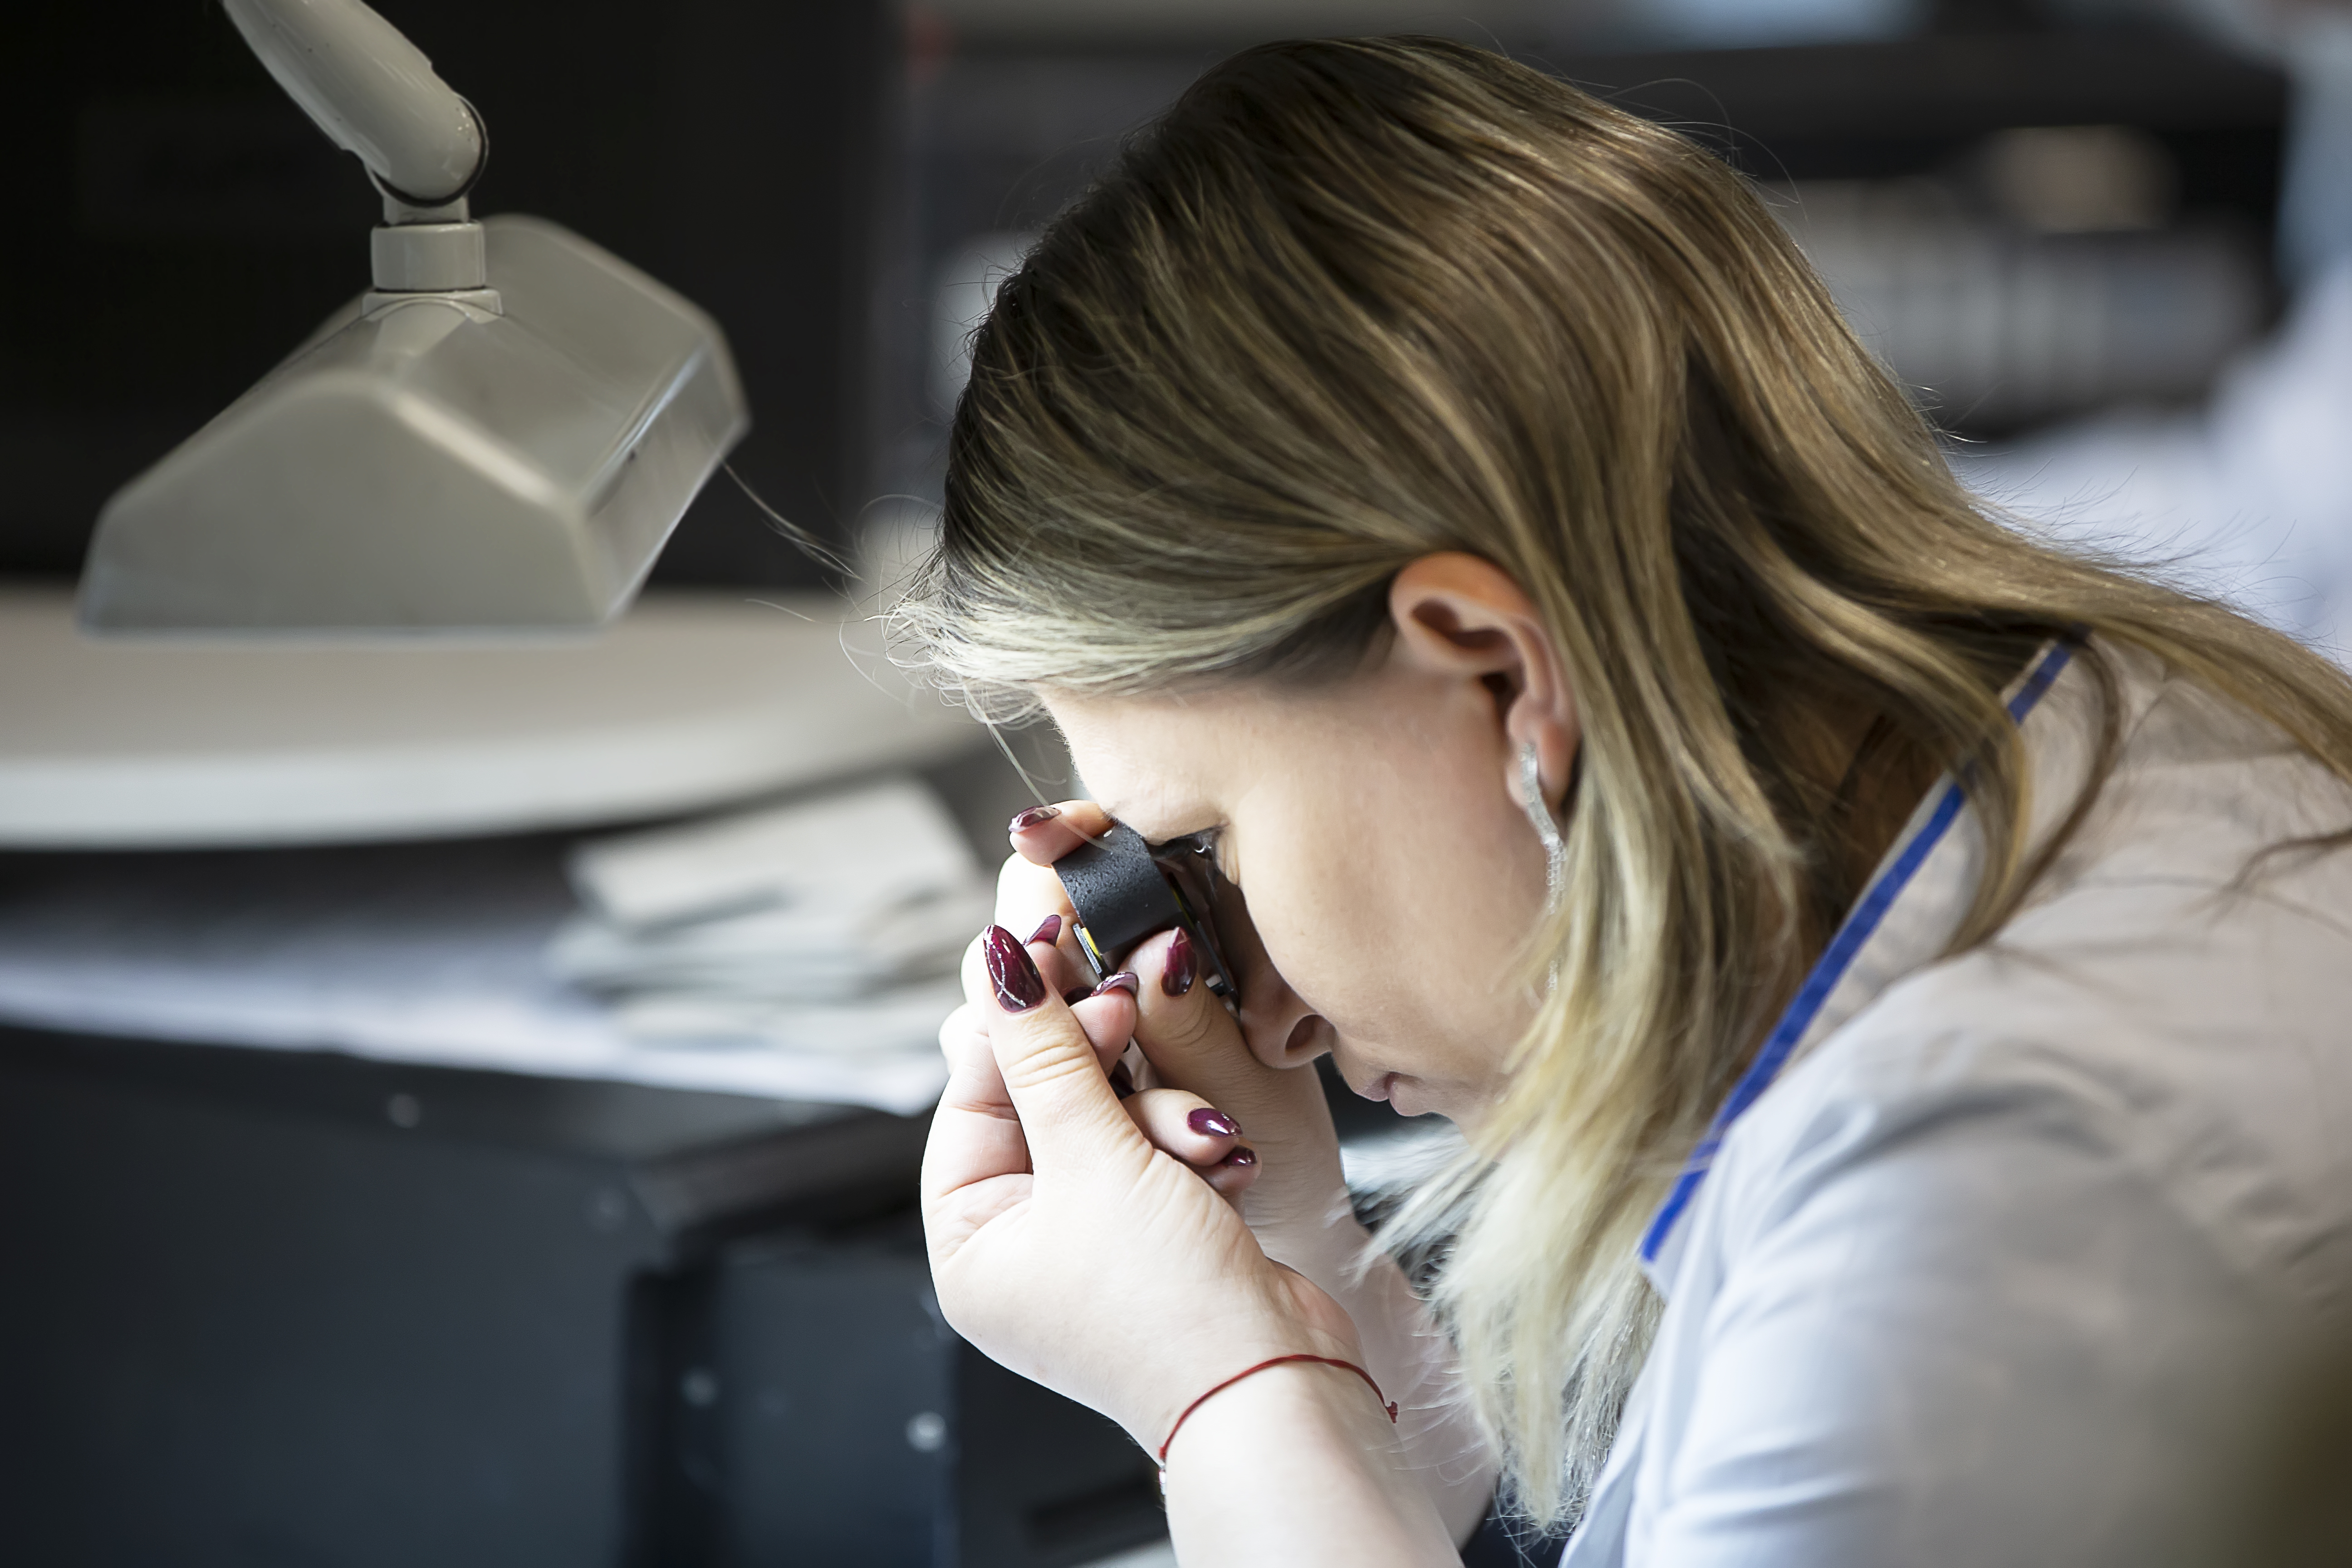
{"left": 551, "top": 776, "right": 993, "bottom": 1074}
{"left": 0, "top": 780, "right": 980, "bottom": 1116}
{"left": 569, "top": 774, "right": 981, "bottom": 928}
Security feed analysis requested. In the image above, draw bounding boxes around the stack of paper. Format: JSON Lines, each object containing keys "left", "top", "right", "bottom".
{"left": 549, "top": 776, "right": 991, "bottom": 1061}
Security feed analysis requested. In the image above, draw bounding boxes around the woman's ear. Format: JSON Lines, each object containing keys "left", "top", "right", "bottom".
{"left": 1386, "top": 553, "right": 1579, "bottom": 811}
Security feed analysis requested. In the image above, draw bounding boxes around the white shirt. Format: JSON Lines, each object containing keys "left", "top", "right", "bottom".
{"left": 1563, "top": 641, "right": 2352, "bottom": 1567}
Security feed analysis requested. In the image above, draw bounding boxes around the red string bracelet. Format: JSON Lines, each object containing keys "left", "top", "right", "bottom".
{"left": 1155, "top": 1354, "right": 1400, "bottom": 1468}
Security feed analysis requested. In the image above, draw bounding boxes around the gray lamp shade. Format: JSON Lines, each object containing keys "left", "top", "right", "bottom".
{"left": 79, "top": 216, "right": 749, "bottom": 634}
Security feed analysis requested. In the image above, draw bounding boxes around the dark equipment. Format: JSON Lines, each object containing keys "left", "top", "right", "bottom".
{"left": 0, "top": 1023, "right": 1167, "bottom": 1567}
{"left": 1051, "top": 825, "right": 1235, "bottom": 1001}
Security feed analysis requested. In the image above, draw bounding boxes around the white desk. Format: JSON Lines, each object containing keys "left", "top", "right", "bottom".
{"left": 0, "top": 586, "right": 983, "bottom": 1112}
{"left": 0, "top": 585, "right": 973, "bottom": 847}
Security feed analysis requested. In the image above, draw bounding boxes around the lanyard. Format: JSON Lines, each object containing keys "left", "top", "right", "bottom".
{"left": 1637, "top": 640, "right": 2078, "bottom": 1265}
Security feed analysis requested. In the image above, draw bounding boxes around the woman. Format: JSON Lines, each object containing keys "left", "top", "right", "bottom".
{"left": 908, "top": 37, "right": 2352, "bottom": 1567}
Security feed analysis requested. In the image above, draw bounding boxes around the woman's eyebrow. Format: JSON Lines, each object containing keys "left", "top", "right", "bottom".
{"left": 1109, "top": 814, "right": 1187, "bottom": 846}
{"left": 1088, "top": 788, "right": 1205, "bottom": 845}
{"left": 1112, "top": 811, "right": 1221, "bottom": 853}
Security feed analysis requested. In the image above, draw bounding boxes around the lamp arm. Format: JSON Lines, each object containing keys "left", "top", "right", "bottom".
{"left": 221, "top": 0, "right": 485, "bottom": 212}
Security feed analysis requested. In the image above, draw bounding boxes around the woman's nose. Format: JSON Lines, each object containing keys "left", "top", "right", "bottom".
{"left": 1238, "top": 971, "right": 1331, "bottom": 1068}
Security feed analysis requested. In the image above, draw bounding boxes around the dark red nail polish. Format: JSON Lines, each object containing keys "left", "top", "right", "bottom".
{"left": 1027, "top": 913, "right": 1062, "bottom": 947}
{"left": 1062, "top": 986, "right": 1093, "bottom": 1006}
{"left": 1188, "top": 1107, "right": 1240, "bottom": 1139}
{"left": 982, "top": 925, "right": 1048, "bottom": 1013}
{"left": 1220, "top": 1145, "right": 1258, "bottom": 1168}
{"left": 1009, "top": 805, "right": 1061, "bottom": 833}
{"left": 1090, "top": 971, "right": 1139, "bottom": 999}
{"left": 1161, "top": 929, "right": 1196, "bottom": 998}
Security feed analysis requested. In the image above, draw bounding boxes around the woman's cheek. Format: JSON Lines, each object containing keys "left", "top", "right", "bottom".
{"left": 1248, "top": 890, "right": 1387, "bottom": 1049}
{"left": 1231, "top": 801, "right": 1405, "bottom": 1054}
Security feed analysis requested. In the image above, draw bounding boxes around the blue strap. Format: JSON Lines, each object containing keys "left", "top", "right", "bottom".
{"left": 1637, "top": 640, "right": 2076, "bottom": 1264}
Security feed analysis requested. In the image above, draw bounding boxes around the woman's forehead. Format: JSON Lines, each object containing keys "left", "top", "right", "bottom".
{"left": 1044, "top": 682, "right": 1327, "bottom": 834}
{"left": 1048, "top": 691, "right": 1226, "bottom": 826}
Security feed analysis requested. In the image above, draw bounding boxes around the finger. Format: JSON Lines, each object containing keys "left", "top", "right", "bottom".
{"left": 923, "top": 1000, "right": 1032, "bottom": 1227}
{"left": 1069, "top": 973, "right": 1139, "bottom": 1073}
{"left": 963, "top": 917, "right": 1083, "bottom": 1029}
{"left": 936, "top": 999, "right": 1000, "bottom": 1091}
{"left": 1005, "top": 799, "right": 1117, "bottom": 866}
{"left": 1129, "top": 926, "right": 1268, "bottom": 1099}
{"left": 978, "top": 924, "right": 1153, "bottom": 1176}
{"left": 1203, "top": 1141, "right": 1262, "bottom": 1200}
{"left": 994, "top": 854, "right": 1086, "bottom": 996}
{"left": 1130, "top": 926, "right": 1336, "bottom": 1159}
{"left": 1123, "top": 1086, "right": 1243, "bottom": 1165}
{"left": 1122, "top": 1083, "right": 1263, "bottom": 1201}
{"left": 960, "top": 927, "right": 1000, "bottom": 1014}
{"left": 931, "top": 919, "right": 1091, "bottom": 1207}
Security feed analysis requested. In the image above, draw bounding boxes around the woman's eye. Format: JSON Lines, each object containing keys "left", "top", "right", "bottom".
{"left": 1153, "top": 828, "right": 1232, "bottom": 881}
{"left": 1193, "top": 829, "right": 1236, "bottom": 884}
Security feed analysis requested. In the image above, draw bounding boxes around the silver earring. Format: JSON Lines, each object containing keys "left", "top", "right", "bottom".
{"left": 1518, "top": 741, "right": 1565, "bottom": 901}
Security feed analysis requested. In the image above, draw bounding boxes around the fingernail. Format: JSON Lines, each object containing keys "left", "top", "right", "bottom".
{"left": 1188, "top": 1107, "right": 1240, "bottom": 1138}
{"left": 1161, "top": 929, "right": 1196, "bottom": 998}
{"left": 982, "top": 925, "right": 1048, "bottom": 1012}
{"left": 1062, "top": 985, "right": 1093, "bottom": 1006}
{"left": 1220, "top": 1145, "right": 1258, "bottom": 1168}
{"left": 1090, "top": 971, "right": 1139, "bottom": 998}
{"left": 1009, "top": 805, "right": 1061, "bottom": 833}
{"left": 1027, "top": 913, "right": 1063, "bottom": 947}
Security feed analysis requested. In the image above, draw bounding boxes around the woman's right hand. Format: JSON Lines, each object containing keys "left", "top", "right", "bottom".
{"left": 975, "top": 803, "right": 1363, "bottom": 1272}
{"left": 982, "top": 801, "right": 1501, "bottom": 1541}
{"left": 923, "top": 916, "right": 1365, "bottom": 1446}
{"left": 923, "top": 915, "right": 1460, "bottom": 1568}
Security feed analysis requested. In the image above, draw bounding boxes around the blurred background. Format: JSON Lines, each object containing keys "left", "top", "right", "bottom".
{"left": 1, "top": 1, "right": 2343, "bottom": 1566}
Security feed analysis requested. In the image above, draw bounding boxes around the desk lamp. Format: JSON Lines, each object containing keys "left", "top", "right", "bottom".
{"left": 78, "top": 0, "right": 750, "bottom": 634}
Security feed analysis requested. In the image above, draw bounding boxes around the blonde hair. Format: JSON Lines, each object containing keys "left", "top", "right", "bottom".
{"left": 898, "top": 36, "right": 2352, "bottom": 1526}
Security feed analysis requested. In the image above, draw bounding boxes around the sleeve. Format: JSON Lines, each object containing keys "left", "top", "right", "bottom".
{"left": 1632, "top": 1097, "right": 2287, "bottom": 1568}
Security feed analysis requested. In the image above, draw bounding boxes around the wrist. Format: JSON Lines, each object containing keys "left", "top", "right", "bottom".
{"left": 1160, "top": 1355, "right": 1398, "bottom": 1476}
{"left": 1245, "top": 1181, "right": 1369, "bottom": 1265}
{"left": 1131, "top": 1315, "right": 1362, "bottom": 1442}
{"left": 1158, "top": 1357, "right": 1459, "bottom": 1567}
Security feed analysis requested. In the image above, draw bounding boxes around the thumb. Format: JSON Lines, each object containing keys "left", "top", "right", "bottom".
{"left": 1131, "top": 927, "right": 1315, "bottom": 1127}
{"left": 980, "top": 925, "right": 1148, "bottom": 1173}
